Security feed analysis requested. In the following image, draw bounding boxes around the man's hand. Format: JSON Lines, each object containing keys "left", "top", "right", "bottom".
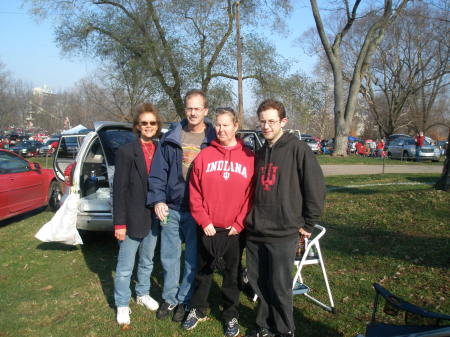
{"left": 203, "top": 224, "right": 216, "bottom": 236}
{"left": 226, "top": 226, "right": 239, "bottom": 236}
{"left": 115, "top": 228, "right": 126, "bottom": 241}
{"left": 299, "top": 227, "right": 311, "bottom": 238}
{"left": 155, "top": 202, "right": 169, "bottom": 221}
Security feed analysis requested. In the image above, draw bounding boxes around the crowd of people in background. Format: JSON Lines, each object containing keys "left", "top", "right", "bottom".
{"left": 352, "top": 139, "right": 386, "bottom": 157}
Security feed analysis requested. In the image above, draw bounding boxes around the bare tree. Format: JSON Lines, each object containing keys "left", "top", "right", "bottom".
{"left": 360, "top": 4, "right": 449, "bottom": 137}
{"left": 0, "top": 62, "right": 32, "bottom": 129}
{"left": 309, "top": 0, "right": 410, "bottom": 155}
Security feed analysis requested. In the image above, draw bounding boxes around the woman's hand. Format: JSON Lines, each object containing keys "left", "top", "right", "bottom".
{"left": 203, "top": 224, "right": 216, "bottom": 236}
{"left": 115, "top": 228, "right": 126, "bottom": 241}
{"left": 227, "top": 226, "right": 239, "bottom": 236}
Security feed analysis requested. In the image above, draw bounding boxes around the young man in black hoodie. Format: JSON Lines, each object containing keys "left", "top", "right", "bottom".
{"left": 245, "top": 99, "right": 325, "bottom": 337}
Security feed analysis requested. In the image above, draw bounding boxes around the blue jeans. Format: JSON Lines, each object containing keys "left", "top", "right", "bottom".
{"left": 160, "top": 208, "right": 198, "bottom": 305}
{"left": 114, "top": 223, "right": 160, "bottom": 307}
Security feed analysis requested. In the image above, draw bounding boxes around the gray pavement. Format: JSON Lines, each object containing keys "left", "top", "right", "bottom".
{"left": 321, "top": 164, "right": 443, "bottom": 176}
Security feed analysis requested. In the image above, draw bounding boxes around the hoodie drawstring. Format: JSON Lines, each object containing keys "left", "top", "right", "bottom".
{"left": 263, "top": 145, "right": 273, "bottom": 180}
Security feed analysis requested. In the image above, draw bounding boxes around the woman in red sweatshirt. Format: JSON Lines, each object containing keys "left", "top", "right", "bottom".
{"left": 183, "top": 107, "right": 254, "bottom": 337}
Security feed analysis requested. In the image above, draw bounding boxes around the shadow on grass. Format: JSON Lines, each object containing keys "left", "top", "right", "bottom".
{"left": 36, "top": 242, "right": 79, "bottom": 251}
{"left": 202, "top": 277, "right": 341, "bottom": 337}
{"left": 79, "top": 231, "right": 118, "bottom": 308}
{"left": 76, "top": 232, "right": 166, "bottom": 310}
{"left": 326, "top": 183, "right": 434, "bottom": 195}
{"left": 0, "top": 207, "right": 47, "bottom": 228}
{"left": 406, "top": 176, "right": 441, "bottom": 184}
{"left": 236, "top": 300, "right": 342, "bottom": 337}
{"left": 323, "top": 224, "right": 450, "bottom": 269}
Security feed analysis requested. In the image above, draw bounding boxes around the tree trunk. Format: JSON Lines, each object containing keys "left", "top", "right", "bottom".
{"left": 435, "top": 130, "right": 450, "bottom": 191}
{"left": 309, "top": 0, "right": 410, "bottom": 156}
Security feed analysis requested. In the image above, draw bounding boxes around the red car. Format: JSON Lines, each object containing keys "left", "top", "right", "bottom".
{"left": 0, "top": 149, "right": 61, "bottom": 221}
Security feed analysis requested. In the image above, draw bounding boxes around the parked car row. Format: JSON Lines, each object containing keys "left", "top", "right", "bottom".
{"left": 9, "top": 140, "right": 42, "bottom": 157}
{"left": 386, "top": 136, "right": 441, "bottom": 162}
{"left": 37, "top": 137, "right": 60, "bottom": 156}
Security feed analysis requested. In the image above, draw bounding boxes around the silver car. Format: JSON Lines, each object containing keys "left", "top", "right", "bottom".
{"left": 387, "top": 137, "right": 440, "bottom": 161}
{"left": 53, "top": 121, "right": 136, "bottom": 231}
{"left": 302, "top": 138, "right": 320, "bottom": 154}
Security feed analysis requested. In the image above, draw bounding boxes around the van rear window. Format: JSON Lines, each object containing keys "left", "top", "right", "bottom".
{"left": 98, "top": 128, "right": 136, "bottom": 165}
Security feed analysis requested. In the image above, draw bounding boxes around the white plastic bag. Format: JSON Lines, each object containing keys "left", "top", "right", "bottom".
{"left": 35, "top": 193, "right": 83, "bottom": 245}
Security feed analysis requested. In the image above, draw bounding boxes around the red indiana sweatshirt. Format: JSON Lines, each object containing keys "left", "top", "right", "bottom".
{"left": 189, "top": 139, "right": 255, "bottom": 233}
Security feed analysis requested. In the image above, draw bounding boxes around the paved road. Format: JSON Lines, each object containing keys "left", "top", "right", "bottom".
{"left": 321, "top": 164, "right": 443, "bottom": 176}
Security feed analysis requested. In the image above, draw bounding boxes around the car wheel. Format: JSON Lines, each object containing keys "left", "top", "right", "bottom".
{"left": 47, "top": 181, "right": 62, "bottom": 212}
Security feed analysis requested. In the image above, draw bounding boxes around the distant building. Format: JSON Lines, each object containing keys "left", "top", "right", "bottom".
{"left": 27, "top": 85, "right": 57, "bottom": 131}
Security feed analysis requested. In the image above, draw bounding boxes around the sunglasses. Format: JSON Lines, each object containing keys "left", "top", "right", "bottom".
{"left": 139, "top": 121, "right": 157, "bottom": 126}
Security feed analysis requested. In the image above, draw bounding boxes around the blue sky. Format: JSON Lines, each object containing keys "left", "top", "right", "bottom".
{"left": 0, "top": 1, "right": 317, "bottom": 92}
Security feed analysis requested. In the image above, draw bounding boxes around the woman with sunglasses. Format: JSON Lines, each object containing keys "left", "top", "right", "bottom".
{"left": 113, "top": 103, "right": 162, "bottom": 327}
{"left": 182, "top": 107, "right": 254, "bottom": 337}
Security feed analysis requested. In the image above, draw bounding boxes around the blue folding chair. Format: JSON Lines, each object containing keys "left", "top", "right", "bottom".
{"left": 356, "top": 283, "right": 450, "bottom": 337}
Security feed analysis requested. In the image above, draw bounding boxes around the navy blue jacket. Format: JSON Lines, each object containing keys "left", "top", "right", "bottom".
{"left": 147, "top": 118, "right": 216, "bottom": 211}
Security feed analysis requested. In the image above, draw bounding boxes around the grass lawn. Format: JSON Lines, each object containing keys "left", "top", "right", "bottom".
{"left": 32, "top": 154, "right": 444, "bottom": 170}
{"left": 317, "top": 154, "right": 443, "bottom": 165}
{"left": 32, "top": 156, "right": 55, "bottom": 169}
{"left": 1, "top": 174, "right": 449, "bottom": 337}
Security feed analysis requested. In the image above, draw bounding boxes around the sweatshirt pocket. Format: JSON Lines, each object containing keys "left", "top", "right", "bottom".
{"left": 251, "top": 203, "right": 286, "bottom": 237}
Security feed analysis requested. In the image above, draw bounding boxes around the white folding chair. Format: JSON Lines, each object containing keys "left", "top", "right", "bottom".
{"left": 252, "top": 224, "right": 335, "bottom": 313}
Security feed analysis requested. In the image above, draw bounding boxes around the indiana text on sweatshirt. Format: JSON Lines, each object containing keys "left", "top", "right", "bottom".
{"left": 246, "top": 132, "right": 325, "bottom": 242}
{"left": 189, "top": 139, "right": 255, "bottom": 233}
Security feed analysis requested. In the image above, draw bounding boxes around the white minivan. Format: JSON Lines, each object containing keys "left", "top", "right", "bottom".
{"left": 53, "top": 121, "right": 136, "bottom": 231}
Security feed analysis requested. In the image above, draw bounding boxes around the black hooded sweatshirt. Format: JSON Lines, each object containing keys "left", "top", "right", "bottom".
{"left": 245, "top": 132, "right": 325, "bottom": 243}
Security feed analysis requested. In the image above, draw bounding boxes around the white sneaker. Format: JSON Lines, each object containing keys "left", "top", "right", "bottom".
{"left": 117, "top": 306, "right": 131, "bottom": 325}
{"left": 137, "top": 295, "right": 159, "bottom": 311}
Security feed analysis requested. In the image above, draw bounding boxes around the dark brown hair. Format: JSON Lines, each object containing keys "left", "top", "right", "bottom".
{"left": 184, "top": 89, "right": 208, "bottom": 108}
{"left": 132, "top": 103, "right": 162, "bottom": 137}
{"left": 256, "top": 99, "right": 286, "bottom": 119}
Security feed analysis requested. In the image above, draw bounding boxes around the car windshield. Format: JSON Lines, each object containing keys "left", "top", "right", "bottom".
{"left": 98, "top": 128, "right": 136, "bottom": 165}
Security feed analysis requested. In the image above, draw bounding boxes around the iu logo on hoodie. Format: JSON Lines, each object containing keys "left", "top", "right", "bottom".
{"left": 260, "top": 163, "right": 278, "bottom": 191}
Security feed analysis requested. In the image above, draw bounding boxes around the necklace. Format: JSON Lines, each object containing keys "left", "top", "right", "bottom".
{"left": 141, "top": 140, "right": 154, "bottom": 161}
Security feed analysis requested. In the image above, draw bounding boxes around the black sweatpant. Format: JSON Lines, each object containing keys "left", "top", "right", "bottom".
{"left": 246, "top": 236, "right": 298, "bottom": 334}
{"left": 189, "top": 229, "right": 241, "bottom": 322}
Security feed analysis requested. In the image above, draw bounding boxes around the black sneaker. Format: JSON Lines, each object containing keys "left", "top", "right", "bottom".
{"left": 277, "top": 332, "right": 294, "bottom": 337}
{"left": 156, "top": 302, "right": 176, "bottom": 320}
{"left": 172, "top": 303, "right": 187, "bottom": 322}
{"left": 182, "top": 308, "right": 207, "bottom": 330}
{"left": 245, "top": 327, "right": 276, "bottom": 337}
{"left": 224, "top": 317, "right": 239, "bottom": 337}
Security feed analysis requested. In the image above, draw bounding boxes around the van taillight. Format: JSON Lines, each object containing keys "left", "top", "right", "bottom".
{"left": 64, "top": 162, "right": 76, "bottom": 186}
